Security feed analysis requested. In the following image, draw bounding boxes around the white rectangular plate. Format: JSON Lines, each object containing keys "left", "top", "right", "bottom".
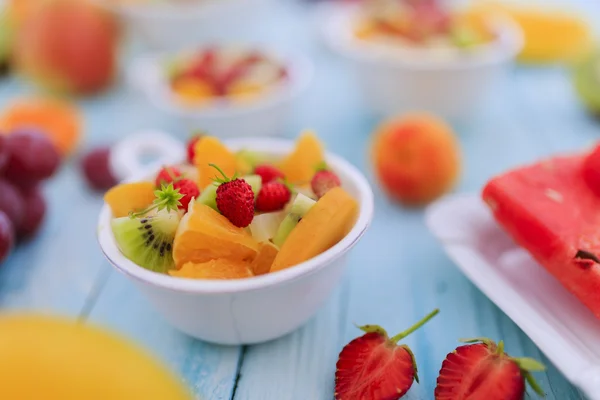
{"left": 425, "top": 194, "right": 600, "bottom": 399}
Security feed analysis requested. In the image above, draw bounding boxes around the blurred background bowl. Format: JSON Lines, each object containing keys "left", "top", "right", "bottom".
{"left": 127, "top": 46, "right": 314, "bottom": 137}
{"left": 323, "top": 4, "right": 524, "bottom": 120}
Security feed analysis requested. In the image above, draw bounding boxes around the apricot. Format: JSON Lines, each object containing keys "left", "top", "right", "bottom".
{"left": 0, "top": 98, "right": 82, "bottom": 156}
{"left": 104, "top": 182, "right": 155, "bottom": 218}
{"left": 0, "top": 314, "right": 191, "bottom": 400}
{"left": 14, "top": 0, "right": 119, "bottom": 95}
{"left": 371, "top": 113, "right": 461, "bottom": 206}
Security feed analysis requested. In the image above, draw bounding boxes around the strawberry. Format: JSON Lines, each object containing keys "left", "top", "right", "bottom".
{"left": 211, "top": 164, "right": 255, "bottom": 227}
{"left": 254, "top": 164, "right": 284, "bottom": 183}
{"left": 311, "top": 167, "right": 341, "bottom": 199}
{"left": 335, "top": 309, "right": 439, "bottom": 400}
{"left": 435, "top": 338, "right": 546, "bottom": 400}
{"left": 256, "top": 182, "right": 291, "bottom": 212}
{"left": 186, "top": 133, "right": 204, "bottom": 165}
{"left": 155, "top": 166, "right": 182, "bottom": 188}
{"left": 173, "top": 179, "right": 200, "bottom": 212}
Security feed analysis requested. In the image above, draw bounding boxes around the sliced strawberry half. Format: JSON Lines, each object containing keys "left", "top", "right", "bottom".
{"left": 335, "top": 309, "right": 439, "bottom": 400}
{"left": 435, "top": 338, "right": 546, "bottom": 400}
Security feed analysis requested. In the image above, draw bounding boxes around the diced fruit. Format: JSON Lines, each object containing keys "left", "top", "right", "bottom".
{"left": 236, "top": 149, "right": 277, "bottom": 175}
{"left": 104, "top": 182, "right": 156, "bottom": 218}
{"left": 197, "top": 182, "right": 219, "bottom": 211}
{"left": 111, "top": 210, "right": 180, "bottom": 273}
{"left": 17, "top": 186, "right": 45, "bottom": 239}
{"left": 435, "top": 338, "right": 545, "bottom": 399}
{"left": 0, "top": 98, "right": 81, "bottom": 156}
{"left": 80, "top": 147, "right": 118, "bottom": 191}
{"left": 249, "top": 211, "right": 286, "bottom": 243}
{"left": 168, "top": 259, "right": 253, "bottom": 280}
{"left": 0, "top": 210, "right": 15, "bottom": 264}
{"left": 4, "top": 129, "right": 61, "bottom": 188}
{"left": 335, "top": 309, "right": 439, "bottom": 400}
{"left": 272, "top": 193, "right": 316, "bottom": 247}
{"left": 311, "top": 168, "right": 341, "bottom": 199}
{"left": 279, "top": 131, "right": 324, "bottom": 184}
{"left": 172, "top": 202, "right": 259, "bottom": 268}
{"left": 254, "top": 164, "right": 284, "bottom": 183}
{"left": 250, "top": 242, "right": 278, "bottom": 275}
{"left": 243, "top": 174, "right": 262, "bottom": 200}
{"left": 256, "top": 182, "right": 291, "bottom": 212}
{"left": 186, "top": 133, "right": 203, "bottom": 164}
{"left": 272, "top": 187, "right": 357, "bottom": 271}
{"left": 154, "top": 166, "right": 181, "bottom": 188}
{"left": 193, "top": 137, "right": 237, "bottom": 188}
{"left": 172, "top": 179, "right": 199, "bottom": 211}
{"left": 0, "top": 178, "right": 24, "bottom": 227}
{"left": 213, "top": 165, "right": 255, "bottom": 228}
{"left": 371, "top": 113, "right": 461, "bottom": 206}
{"left": 172, "top": 77, "right": 214, "bottom": 105}
{"left": 227, "top": 80, "right": 264, "bottom": 102}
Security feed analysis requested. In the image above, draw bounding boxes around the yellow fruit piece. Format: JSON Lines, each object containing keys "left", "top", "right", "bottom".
{"left": 469, "top": 1, "right": 593, "bottom": 63}
{"left": 171, "top": 77, "right": 214, "bottom": 105}
{"left": 250, "top": 241, "right": 279, "bottom": 275}
{"left": 271, "top": 187, "right": 358, "bottom": 272}
{"left": 193, "top": 136, "right": 238, "bottom": 189}
{"left": 104, "top": 182, "right": 155, "bottom": 218}
{"left": 0, "top": 314, "right": 191, "bottom": 400}
{"left": 279, "top": 130, "right": 325, "bottom": 184}
{"left": 227, "top": 80, "right": 264, "bottom": 103}
{"left": 173, "top": 202, "right": 259, "bottom": 268}
{"left": 169, "top": 259, "right": 253, "bottom": 280}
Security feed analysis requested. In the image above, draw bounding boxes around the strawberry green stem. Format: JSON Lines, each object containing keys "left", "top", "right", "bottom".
{"left": 391, "top": 309, "right": 439, "bottom": 343}
{"left": 129, "top": 183, "right": 183, "bottom": 218}
{"left": 209, "top": 163, "right": 229, "bottom": 181}
{"left": 496, "top": 340, "right": 505, "bottom": 356}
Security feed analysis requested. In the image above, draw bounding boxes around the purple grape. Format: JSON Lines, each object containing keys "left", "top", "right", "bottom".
{"left": 18, "top": 186, "right": 46, "bottom": 239}
{"left": 80, "top": 147, "right": 117, "bottom": 191}
{"left": 0, "top": 135, "right": 8, "bottom": 175}
{"left": 4, "top": 129, "right": 61, "bottom": 188}
{"left": 0, "top": 210, "right": 15, "bottom": 264}
{"left": 0, "top": 178, "right": 24, "bottom": 227}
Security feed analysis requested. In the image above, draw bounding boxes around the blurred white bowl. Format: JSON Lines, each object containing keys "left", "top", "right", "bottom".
{"left": 97, "top": 0, "right": 271, "bottom": 49}
{"left": 98, "top": 136, "right": 374, "bottom": 345}
{"left": 128, "top": 47, "right": 313, "bottom": 137}
{"left": 323, "top": 5, "right": 524, "bottom": 120}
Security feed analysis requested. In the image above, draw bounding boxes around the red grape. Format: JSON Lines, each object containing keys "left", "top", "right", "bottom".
{"left": 4, "top": 129, "right": 61, "bottom": 188}
{"left": 80, "top": 146, "right": 118, "bottom": 191}
{"left": 0, "top": 135, "right": 8, "bottom": 174}
{"left": 0, "top": 178, "right": 24, "bottom": 227}
{"left": 0, "top": 210, "right": 15, "bottom": 264}
{"left": 17, "top": 186, "right": 46, "bottom": 239}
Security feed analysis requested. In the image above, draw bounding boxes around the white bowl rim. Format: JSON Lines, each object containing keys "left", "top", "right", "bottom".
{"left": 323, "top": 3, "right": 524, "bottom": 70}
{"left": 94, "top": 0, "right": 268, "bottom": 19}
{"left": 128, "top": 45, "right": 314, "bottom": 119}
{"left": 97, "top": 137, "right": 374, "bottom": 294}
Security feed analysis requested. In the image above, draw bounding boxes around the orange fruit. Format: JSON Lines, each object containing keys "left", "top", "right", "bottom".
{"left": 279, "top": 130, "right": 324, "bottom": 184}
{"left": 173, "top": 201, "right": 259, "bottom": 268}
{"left": 104, "top": 182, "right": 155, "bottom": 218}
{"left": 193, "top": 136, "right": 237, "bottom": 189}
{"left": 168, "top": 259, "right": 253, "bottom": 280}
{"left": 172, "top": 77, "right": 214, "bottom": 105}
{"left": 250, "top": 241, "right": 279, "bottom": 275}
{"left": 0, "top": 98, "right": 82, "bottom": 156}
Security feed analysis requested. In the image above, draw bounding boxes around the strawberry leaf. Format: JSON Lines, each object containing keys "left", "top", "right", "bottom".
{"left": 400, "top": 344, "right": 419, "bottom": 384}
{"left": 523, "top": 370, "right": 546, "bottom": 397}
{"left": 513, "top": 357, "right": 546, "bottom": 372}
{"left": 356, "top": 323, "right": 388, "bottom": 337}
{"left": 459, "top": 337, "right": 496, "bottom": 347}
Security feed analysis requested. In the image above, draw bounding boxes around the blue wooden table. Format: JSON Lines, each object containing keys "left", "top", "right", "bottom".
{"left": 1, "top": 0, "right": 599, "bottom": 398}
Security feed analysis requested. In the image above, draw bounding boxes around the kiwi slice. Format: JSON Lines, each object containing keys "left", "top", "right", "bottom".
{"left": 272, "top": 194, "right": 316, "bottom": 247}
{"left": 249, "top": 211, "right": 286, "bottom": 243}
{"left": 197, "top": 175, "right": 262, "bottom": 212}
{"left": 236, "top": 149, "right": 279, "bottom": 170}
{"left": 573, "top": 49, "right": 600, "bottom": 115}
{"left": 111, "top": 210, "right": 180, "bottom": 273}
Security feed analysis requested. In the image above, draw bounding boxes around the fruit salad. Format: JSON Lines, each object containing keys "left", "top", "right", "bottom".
{"left": 352, "top": 0, "right": 497, "bottom": 54}
{"left": 104, "top": 132, "right": 359, "bottom": 280}
{"left": 165, "top": 47, "right": 289, "bottom": 107}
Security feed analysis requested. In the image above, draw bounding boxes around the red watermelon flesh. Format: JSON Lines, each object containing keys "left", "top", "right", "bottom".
{"left": 482, "top": 150, "right": 600, "bottom": 319}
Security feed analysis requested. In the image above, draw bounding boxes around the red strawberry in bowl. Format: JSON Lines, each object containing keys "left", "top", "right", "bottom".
{"left": 435, "top": 338, "right": 546, "bottom": 400}
{"left": 211, "top": 163, "right": 255, "bottom": 228}
{"left": 254, "top": 164, "right": 285, "bottom": 183}
{"left": 256, "top": 181, "right": 291, "bottom": 212}
{"left": 335, "top": 309, "right": 439, "bottom": 400}
{"left": 154, "top": 166, "right": 182, "bottom": 188}
{"left": 311, "top": 165, "right": 341, "bottom": 199}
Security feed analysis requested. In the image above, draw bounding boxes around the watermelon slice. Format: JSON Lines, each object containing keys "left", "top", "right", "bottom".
{"left": 482, "top": 145, "right": 600, "bottom": 319}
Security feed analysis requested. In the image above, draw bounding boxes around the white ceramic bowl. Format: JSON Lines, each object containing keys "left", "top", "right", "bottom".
{"left": 323, "top": 5, "right": 524, "bottom": 120}
{"left": 97, "top": 0, "right": 271, "bottom": 50}
{"left": 98, "top": 136, "right": 374, "bottom": 345}
{"left": 128, "top": 47, "right": 314, "bottom": 138}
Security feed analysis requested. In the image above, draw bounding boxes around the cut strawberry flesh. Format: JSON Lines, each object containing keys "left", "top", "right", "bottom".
{"left": 482, "top": 152, "right": 600, "bottom": 318}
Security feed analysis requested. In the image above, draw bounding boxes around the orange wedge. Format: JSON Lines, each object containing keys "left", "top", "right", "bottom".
{"left": 169, "top": 259, "right": 253, "bottom": 280}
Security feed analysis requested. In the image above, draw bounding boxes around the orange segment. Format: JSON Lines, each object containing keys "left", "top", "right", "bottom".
{"left": 168, "top": 259, "right": 253, "bottom": 280}
{"left": 172, "top": 77, "right": 214, "bottom": 105}
{"left": 193, "top": 136, "right": 237, "bottom": 188}
{"left": 279, "top": 130, "right": 324, "bottom": 184}
{"left": 104, "top": 182, "right": 155, "bottom": 218}
{"left": 0, "top": 98, "right": 82, "bottom": 156}
{"left": 250, "top": 242, "right": 279, "bottom": 275}
{"left": 271, "top": 187, "right": 358, "bottom": 272}
{"left": 173, "top": 201, "right": 259, "bottom": 268}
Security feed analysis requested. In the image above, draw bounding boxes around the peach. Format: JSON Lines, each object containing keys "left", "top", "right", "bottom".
{"left": 14, "top": 0, "right": 120, "bottom": 95}
{"left": 371, "top": 113, "right": 461, "bottom": 206}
